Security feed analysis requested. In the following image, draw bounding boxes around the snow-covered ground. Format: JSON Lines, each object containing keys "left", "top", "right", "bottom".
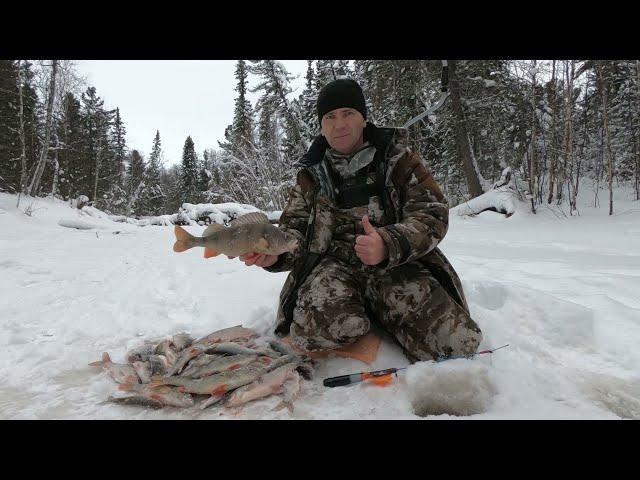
{"left": 1, "top": 190, "right": 639, "bottom": 419}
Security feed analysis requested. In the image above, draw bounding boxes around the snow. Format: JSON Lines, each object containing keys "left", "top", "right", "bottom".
{"left": 180, "top": 202, "right": 263, "bottom": 225}
{"left": 57, "top": 218, "right": 104, "bottom": 230}
{"left": 450, "top": 187, "right": 521, "bottom": 217}
{"left": 1, "top": 190, "right": 639, "bottom": 419}
{"left": 59, "top": 201, "right": 278, "bottom": 229}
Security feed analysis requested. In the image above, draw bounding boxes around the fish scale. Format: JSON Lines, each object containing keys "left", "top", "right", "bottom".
{"left": 179, "top": 353, "right": 224, "bottom": 377}
{"left": 181, "top": 354, "right": 259, "bottom": 379}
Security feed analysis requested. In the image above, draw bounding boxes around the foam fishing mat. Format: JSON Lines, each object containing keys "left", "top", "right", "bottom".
{"left": 281, "top": 332, "right": 382, "bottom": 365}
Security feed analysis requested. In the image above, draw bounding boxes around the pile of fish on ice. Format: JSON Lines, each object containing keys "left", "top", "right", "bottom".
{"left": 90, "top": 325, "right": 314, "bottom": 411}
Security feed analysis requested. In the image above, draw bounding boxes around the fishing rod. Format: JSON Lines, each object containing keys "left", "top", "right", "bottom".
{"left": 322, "top": 344, "right": 509, "bottom": 388}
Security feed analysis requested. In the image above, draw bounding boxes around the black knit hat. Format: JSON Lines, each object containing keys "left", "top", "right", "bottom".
{"left": 317, "top": 78, "right": 367, "bottom": 123}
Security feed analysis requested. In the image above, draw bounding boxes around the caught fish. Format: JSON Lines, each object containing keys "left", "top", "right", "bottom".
{"left": 172, "top": 212, "right": 298, "bottom": 259}
{"left": 181, "top": 354, "right": 265, "bottom": 379}
{"left": 155, "top": 340, "right": 178, "bottom": 366}
{"left": 94, "top": 327, "right": 316, "bottom": 412}
{"left": 274, "top": 371, "right": 303, "bottom": 413}
{"left": 104, "top": 395, "right": 163, "bottom": 409}
{"left": 117, "top": 383, "right": 195, "bottom": 408}
{"left": 166, "top": 344, "right": 210, "bottom": 377}
{"left": 126, "top": 344, "right": 155, "bottom": 364}
{"left": 193, "top": 325, "right": 259, "bottom": 347}
{"left": 168, "top": 325, "right": 260, "bottom": 376}
{"left": 151, "top": 355, "right": 296, "bottom": 400}
{"left": 172, "top": 333, "right": 194, "bottom": 351}
{"left": 225, "top": 363, "right": 301, "bottom": 409}
{"left": 206, "top": 342, "right": 279, "bottom": 357}
{"left": 148, "top": 355, "right": 170, "bottom": 376}
{"left": 268, "top": 340, "right": 315, "bottom": 380}
{"left": 168, "top": 342, "right": 279, "bottom": 378}
{"left": 90, "top": 352, "right": 140, "bottom": 385}
{"left": 132, "top": 361, "right": 152, "bottom": 383}
{"left": 268, "top": 339, "right": 299, "bottom": 357}
{"left": 179, "top": 353, "right": 224, "bottom": 377}
{"left": 151, "top": 364, "right": 266, "bottom": 396}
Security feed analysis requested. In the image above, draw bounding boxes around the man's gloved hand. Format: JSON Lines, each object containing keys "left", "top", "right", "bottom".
{"left": 355, "top": 215, "right": 388, "bottom": 266}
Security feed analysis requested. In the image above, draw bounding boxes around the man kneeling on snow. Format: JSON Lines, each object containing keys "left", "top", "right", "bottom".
{"left": 235, "top": 79, "right": 482, "bottom": 362}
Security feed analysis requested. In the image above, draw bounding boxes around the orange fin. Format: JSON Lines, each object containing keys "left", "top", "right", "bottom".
{"left": 204, "top": 248, "right": 219, "bottom": 259}
{"left": 173, "top": 226, "right": 194, "bottom": 252}
{"left": 89, "top": 352, "right": 111, "bottom": 367}
{"left": 89, "top": 352, "right": 109, "bottom": 367}
{"left": 174, "top": 225, "right": 191, "bottom": 242}
{"left": 118, "top": 383, "right": 135, "bottom": 392}
{"left": 173, "top": 241, "right": 189, "bottom": 253}
{"left": 210, "top": 385, "right": 228, "bottom": 396}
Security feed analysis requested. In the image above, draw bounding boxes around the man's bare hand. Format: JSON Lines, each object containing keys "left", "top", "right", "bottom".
{"left": 355, "top": 215, "right": 388, "bottom": 266}
{"left": 231, "top": 252, "right": 279, "bottom": 268}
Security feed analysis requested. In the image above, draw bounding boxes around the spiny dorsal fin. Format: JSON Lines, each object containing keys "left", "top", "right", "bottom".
{"left": 202, "top": 223, "right": 225, "bottom": 237}
{"left": 230, "top": 212, "right": 270, "bottom": 227}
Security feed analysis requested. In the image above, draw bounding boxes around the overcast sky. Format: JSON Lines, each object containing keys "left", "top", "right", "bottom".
{"left": 74, "top": 60, "right": 309, "bottom": 166}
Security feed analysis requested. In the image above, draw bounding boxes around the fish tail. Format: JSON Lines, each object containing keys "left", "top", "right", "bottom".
{"left": 173, "top": 226, "right": 196, "bottom": 253}
{"left": 89, "top": 352, "right": 111, "bottom": 367}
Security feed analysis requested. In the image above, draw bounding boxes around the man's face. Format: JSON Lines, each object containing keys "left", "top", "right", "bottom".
{"left": 321, "top": 108, "right": 366, "bottom": 155}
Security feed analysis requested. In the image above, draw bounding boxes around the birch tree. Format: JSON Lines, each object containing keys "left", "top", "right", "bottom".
{"left": 28, "top": 60, "right": 57, "bottom": 196}
{"left": 598, "top": 62, "right": 615, "bottom": 215}
{"left": 16, "top": 61, "right": 28, "bottom": 207}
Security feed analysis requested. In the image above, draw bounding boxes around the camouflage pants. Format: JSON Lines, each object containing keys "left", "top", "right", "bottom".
{"left": 290, "top": 256, "right": 482, "bottom": 362}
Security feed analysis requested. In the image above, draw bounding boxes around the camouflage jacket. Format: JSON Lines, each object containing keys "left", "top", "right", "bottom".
{"left": 265, "top": 122, "right": 470, "bottom": 335}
